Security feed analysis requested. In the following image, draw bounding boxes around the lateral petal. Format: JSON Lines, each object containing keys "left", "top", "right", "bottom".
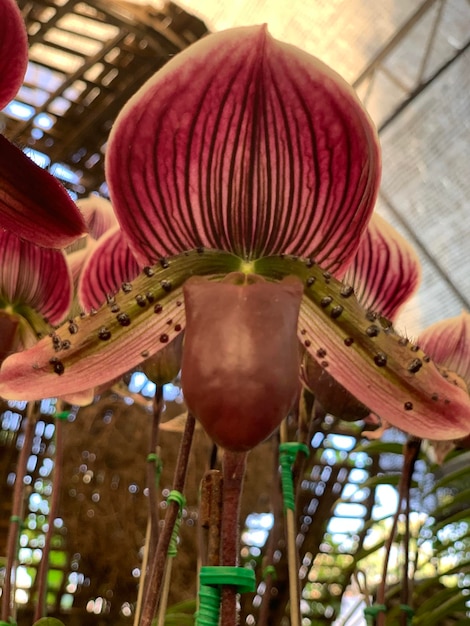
{"left": 0, "top": 0, "right": 28, "bottom": 110}
{"left": 254, "top": 255, "right": 470, "bottom": 440}
{"left": 0, "top": 249, "right": 242, "bottom": 400}
{"left": 0, "top": 136, "right": 87, "bottom": 247}
{"left": 344, "top": 213, "right": 421, "bottom": 320}
{"left": 107, "top": 25, "right": 380, "bottom": 270}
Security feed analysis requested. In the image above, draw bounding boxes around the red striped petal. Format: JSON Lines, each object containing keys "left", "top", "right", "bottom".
{"left": 0, "top": 0, "right": 28, "bottom": 110}
{"left": 419, "top": 312, "right": 470, "bottom": 390}
{"left": 107, "top": 25, "right": 380, "bottom": 270}
{"left": 0, "top": 230, "right": 72, "bottom": 325}
{"left": 344, "top": 213, "right": 421, "bottom": 320}
{"left": 78, "top": 227, "right": 141, "bottom": 312}
{"left": 0, "top": 136, "right": 87, "bottom": 247}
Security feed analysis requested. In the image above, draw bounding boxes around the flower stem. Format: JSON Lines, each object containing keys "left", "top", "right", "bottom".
{"left": 2, "top": 402, "right": 37, "bottom": 622}
{"left": 376, "top": 437, "right": 421, "bottom": 626}
{"left": 280, "top": 420, "right": 302, "bottom": 626}
{"left": 33, "top": 408, "right": 66, "bottom": 621}
{"left": 139, "top": 411, "right": 196, "bottom": 626}
{"left": 220, "top": 450, "right": 247, "bottom": 626}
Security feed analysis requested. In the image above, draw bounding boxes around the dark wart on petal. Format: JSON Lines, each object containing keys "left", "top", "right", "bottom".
{"left": 320, "top": 296, "right": 333, "bottom": 308}
{"left": 404, "top": 401, "right": 413, "bottom": 410}
{"left": 49, "top": 357, "right": 65, "bottom": 375}
{"left": 122, "top": 282, "right": 133, "bottom": 293}
{"left": 374, "top": 353, "right": 387, "bottom": 367}
{"left": 330, "top": 305, "right": 343, "bottom": 319}
{"left": 306, "top": 276, "right": 316, "bottom": 287}
{"left": 98, "top": 327, "right": 112, "bottom": 340}
{"left": 117, "top": 312, "right": 131, "bottom": 326}
{"left": 366, "top": 325, "right": 380, "bottom": 337}
{"left": 68, "top": 322, "right": 79, "bottom": 334}
{"left": 408, "top": 358, "right": 423, "bottom": 373}
{"left": 340, "top": 285, "right": 354, "bottom": 298}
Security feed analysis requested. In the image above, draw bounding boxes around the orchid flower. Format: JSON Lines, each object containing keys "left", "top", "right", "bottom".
{"left": 0, "top": 229, "right": 72, "bottom": 364}
{"left": 1, "top": 26, "right": 469, "bottom": 450}
{"left": 0, "top": 0, "right": 86, "bottom": 246}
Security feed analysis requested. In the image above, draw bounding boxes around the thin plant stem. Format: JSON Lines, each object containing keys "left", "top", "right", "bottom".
{"left": 400, "top": 439, "right": 421, "bottom": 626}
{"left": 199, "top": 469, "right": 223, "bottom": 566}
{"left": 156, "top": 558, "right": 173, "bottom": 626}
{"left": 2, "top": 402, "right": 37, "bottom": 622}
{"left": 220, "top": 450, "right": 247, "bottom": 626}
{"left": 257, "top": 438, "right": 284, "bottom": 626}
{"left": 139, "top": 412, "right": 196, "bottom": 626}
{"left": 376, "top": 437, "right": 421, "bottom": 626}
{"left": 134, "top": 389, "right": 164, "bottom": 626}
{"left": 134, "top": 517, "right": 152, "bottom": 626}
{"left": 148, "top": 387, "right": 164, "bottom": 551}
{"left": 280, "top": 419, "right": 301, "bottom": 626}
{"left": 34, "top": 409, "right": 65, "bottom": 621}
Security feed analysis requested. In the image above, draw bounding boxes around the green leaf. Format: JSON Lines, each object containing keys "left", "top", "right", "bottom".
{"left": 33, "top": 619, "right": 66, "bottom": 626}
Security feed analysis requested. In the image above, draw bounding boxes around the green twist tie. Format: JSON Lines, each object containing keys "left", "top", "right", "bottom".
{"left": 400, "top": 604, "right": 414, "bottom": 624}
{"left": 279, "top": 442, "right": 309, "bottom": 511}
{"left": 195, "top": 583, "right": 221, "bottom": 626}
{"left": 200, "top": 566, "right": 256, "bottom": 593}
{"left": 195, "top": 567, "right": 255, "bottom": 626}
{"left": 364, "top": 604, "right": 387, "bottom": 625}
{"left": 167, "top": 490, "right": 185, "bottom": 557}
{"left": 54, "top": 411, "right": 69, "bottom": 421}
{"left": 147, "top": 452, "right": 163, "bottom": 488}
{"left": 262, "top": 565, "right": 277, "bottom": 581}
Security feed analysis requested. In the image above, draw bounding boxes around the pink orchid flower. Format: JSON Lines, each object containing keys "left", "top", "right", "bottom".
{"left": 0, "top": 0, "right": 86, "bottom": 247}
{"left": 0, "top": 229, "right": 73, "bottom": 364}
{"left": 0, "top": 26, "right": 469, "bottom": 449}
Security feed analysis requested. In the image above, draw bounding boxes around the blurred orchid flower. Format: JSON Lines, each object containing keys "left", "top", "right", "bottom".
{"left": 1, "top": 26, "right": 469, "bottom": 449}
{"left": 0, "top": 0, "right": 86, "bottom": 246}
{"left": 419, "top": 312, "right": 470, "bottom": 390}
{"left": 0, "top": 230, "right": 72, "bottom": 364}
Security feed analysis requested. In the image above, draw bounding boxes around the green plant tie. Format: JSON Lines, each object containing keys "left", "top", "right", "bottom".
{"left": 400, "top": 604, "right": 414, "bottom": 624}
{"left": 195, "top": 566, "right": 256, "bottom": 626}
{"left": 10, "top": 515, "right": 24, "bottom": 530}
{"left": 262, "top": 565, "right": 277, "bottom": 581}
{"left": 54, "top": 411, "right": 69, "bottom": 420}
{"left": 167, "top": 490, "right": 185, "bottom": 557}
{"left": 364, "top": 604, "right": 387, "bottom": 625}
{"left": 279, "top": 442, "right": 309, "bottom": 511}
{"left": 147, "top": 452, "right": 163, "bottom": 488}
